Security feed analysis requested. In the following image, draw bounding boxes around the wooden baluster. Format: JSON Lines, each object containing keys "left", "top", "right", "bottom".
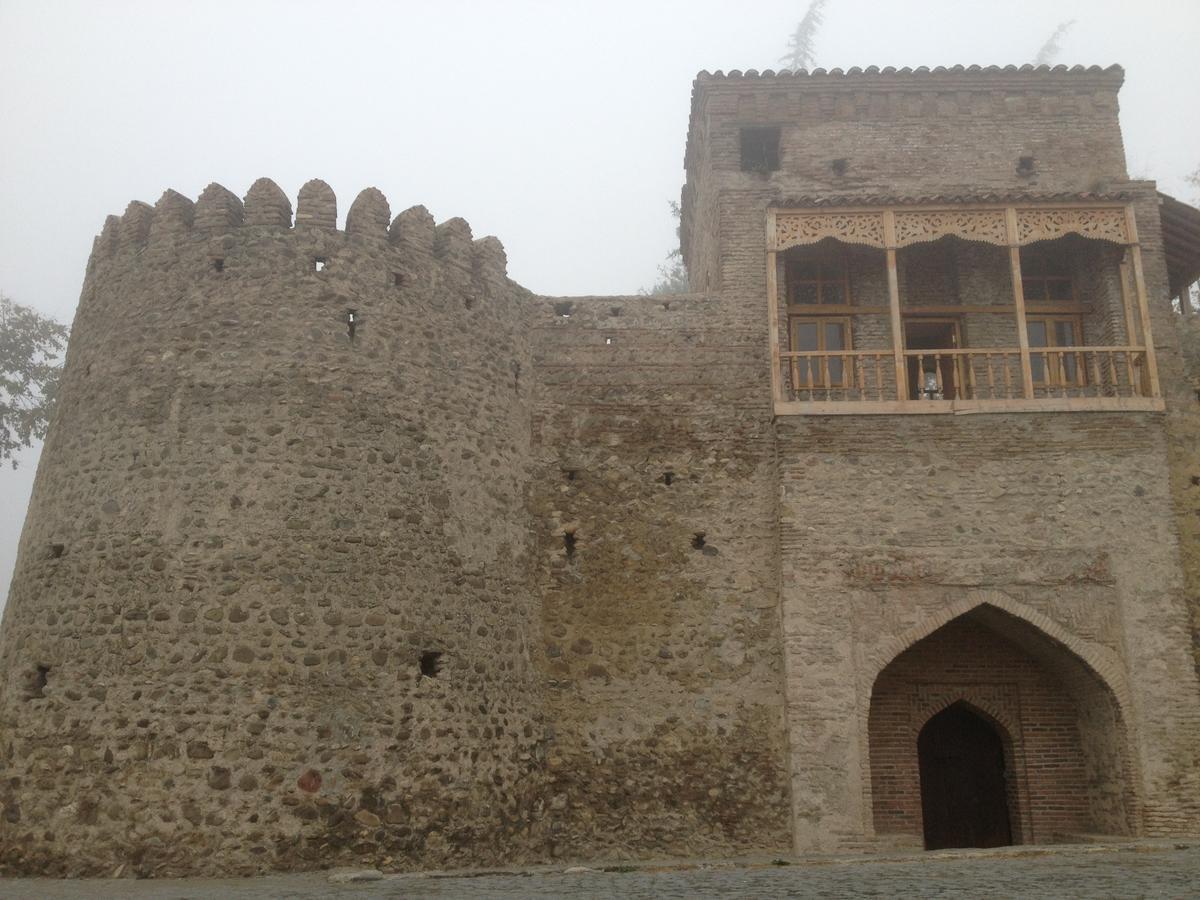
{"left": 823, "top": 354, "right": 832, "bottom": 401}
{"left": 985, "top": 353, "right": 996, "bottom": 399}
{"left": 934, "top": 354, "right": 944, "bottom": 398}
{"left": 916, "top": 353, "right": 924, "bottom": 399}
{"left": 1057, "top": 351, "right": 1068, "bottom": 399}
{"left": 966, "top": 354, "right": 977, "bottom": 401}
{"left": 856, "top": 354, "right": 865, "bottom": 401}
{"left": 1089, "top": 352, "right": 1102, "bottom": 398}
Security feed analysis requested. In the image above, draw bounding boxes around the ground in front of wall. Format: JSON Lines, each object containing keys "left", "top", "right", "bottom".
{"left": 2, "top": 840, "right": 1199, "bottom": 899}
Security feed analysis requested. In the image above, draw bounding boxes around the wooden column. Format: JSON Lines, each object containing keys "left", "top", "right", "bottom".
{"left": 1005, "top": 207, "right": 1035, "bottom": 399}
{"left": 883, "top": 210, "right": 907, "bottom": 400}
{"left": 1119, "top": 257, "right": 1140, "bottom": 347}
{"left": 766, "top": 211, "right": 783, "bottom": 407}
{"left": 1124, "top": 206, "right": 1161, "bottom": 398}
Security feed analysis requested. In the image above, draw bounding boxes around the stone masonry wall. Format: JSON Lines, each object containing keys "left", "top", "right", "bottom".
{"left": 776, "top": 411, "right": 1200, "bottom": 850}
{"left": 0, "top": 180, "right": 547, "bottom": 876}
{"left": 528, "top": 292, "right": 792, "bottom": 861}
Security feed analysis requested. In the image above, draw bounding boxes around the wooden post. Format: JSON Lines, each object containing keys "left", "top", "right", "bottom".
{"left": 1181, "top": 280, "right": 1193, "bottom": 318}
{"left": 766, "top": 211, "right": 783, "bottom": 408}
{"left": 1124, "top": 206, "right": 1161, "bottom": 399}
{"left": 1128, "top": 247, "right": 1162, "bottom": 399}
{"left": 1119, "top": 257, "right": 1140, "bottom": 347}
{"left": 883, "top": 210, "right": 907, "bottom": 401}
{"left": 1005, "top": 208, "right": 1035, "bottom": 399}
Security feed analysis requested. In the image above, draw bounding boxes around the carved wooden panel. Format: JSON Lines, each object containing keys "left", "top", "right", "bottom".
{"left": 894, "top": 209, "right": 1008, "bottom": 247}
{"left": 1016, "top": 207, "right": 1128, "bottom": 245}
{"left": 776, "top": 212, "right": 886, "bottom": 250}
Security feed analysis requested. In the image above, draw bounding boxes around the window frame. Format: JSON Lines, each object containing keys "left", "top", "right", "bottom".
{"left": 788, "top": 315, "right": 853, "bottom": 389}
{"left": 1026, "top": 314, "right": 1086, "bottom": 387}
{"left": 786, "top": 256, "right": 853, "bottom": 307}
{"left": 739, "top": 126, "right": 781, "bottom": 173}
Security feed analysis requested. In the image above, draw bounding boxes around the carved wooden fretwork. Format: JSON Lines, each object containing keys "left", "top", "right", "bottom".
{"left": 775, "top": 212, "right": 886, "bottom": 250}
{"left": 1015, "top": 207, "right": 1129, "bottom": 245}
{"left": 894, "top": 209, "right": 1008, "bottom": 247}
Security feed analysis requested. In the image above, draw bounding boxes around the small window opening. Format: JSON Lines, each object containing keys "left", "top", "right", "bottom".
{"left": 604, "top": 336, "right": 615, "bottom": 346}
{"left": 691, "top": 532, "right": 706, "bottom": 550}
{"left": 419, "top": 651, "right": 442, "bottom": 678}
{"left": 662, "top": 300, "right": 671, "bottom": 311}
{"left": 314, "top": 257, "right": 327, "bottom": 272}
{"left": 831, "top": 158, "right": 848, "bottom": 176}
{"left": 563, "top": 468, "right": 578, "bottom": 482}
{"left": 1017, "top": 156, "right": 1036, "bottom": 176}
{"left": 1191, "top": 475, "right": 1200, "bottom": 487}
{"left": 392, "top": 272, "right": 404, "bottom": 287}
{"left": 213, "top": 258, "right": 225, "bottom": 272}
{"left": 346, "top": 309, "right": 358, "bottom": 342}
{"left": 48, "top": 543, "right": 65, "bottom": 559}
{"left": 554, "top": 301, "right": 574, "bottom": 318}
{"left": 740, "top": 127, "right": 781, "bottom": 173}
{"left": 563, "top": 530, "right": 577, "bottom": 558}
{"left": 29, "top": 665, "right": 49, "bottom": 699}
{"left": 661, "top": 471, "right": 675, "bottom": 486}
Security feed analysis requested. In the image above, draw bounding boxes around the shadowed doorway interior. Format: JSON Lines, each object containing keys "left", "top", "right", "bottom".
{"left": 918, "top": 703, "right": 1013, "bottom": 850}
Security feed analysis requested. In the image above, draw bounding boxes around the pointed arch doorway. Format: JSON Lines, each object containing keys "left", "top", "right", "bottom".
{"left": 918, "top": 703, "right": 1013, "bottom": 850}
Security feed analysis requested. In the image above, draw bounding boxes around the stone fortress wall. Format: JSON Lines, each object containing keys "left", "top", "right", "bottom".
{"left": 2, "top": 65, "right": 1200, "bottom": 877}
{"left": 0, "top": 179, "right": 551, "bottom": 875}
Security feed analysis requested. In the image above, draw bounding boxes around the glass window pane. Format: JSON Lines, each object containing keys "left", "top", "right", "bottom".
{"left": 824, "top": 322, "right": 846, "bottom": 350}
{"left": 1054, "top": 320, "right": 1076, "bottom": 347}
{"left": 1027, "top": 321, "right": 1048, "bottom": 346}
{"left": 793, "top": 321, "right": 819, "bottom": 351}
{"left": 828, "top": 358, "right": 845, "bottom": 385}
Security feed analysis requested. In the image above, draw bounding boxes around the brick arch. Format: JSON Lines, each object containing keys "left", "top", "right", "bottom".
{"left": 865, "top": 590, "right": 1135, "bottom": 722}
{"left": 862, "top": 590, "right": 1143, "bottom": 844}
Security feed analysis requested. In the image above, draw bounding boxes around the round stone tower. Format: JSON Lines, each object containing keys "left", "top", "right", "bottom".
{"left": 0, "top": 179, "right": 546, "bottom": 876}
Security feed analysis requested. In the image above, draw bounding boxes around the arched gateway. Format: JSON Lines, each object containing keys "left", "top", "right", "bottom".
{"left": 868, "top": 604, "right": 1138, "bottom": 848}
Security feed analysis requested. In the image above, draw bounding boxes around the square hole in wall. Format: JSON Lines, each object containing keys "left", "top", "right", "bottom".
{"left": 740, "top": 127, "right": 780, "bottom": 172}
{"left": 313, "top": 257, "right": 327, "bottom": 272}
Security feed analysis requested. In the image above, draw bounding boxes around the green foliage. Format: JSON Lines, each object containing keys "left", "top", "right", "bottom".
{"left": 780, "top": 0, "right": 828, "bottom": 71}
{"left": 1034, "top": 20, "right": 1076, "bottom": 65}
{"left": 642, "top": 201, "right": 690, "bottom": 296}
{"left": 0, "top": 293, "right": 68, "bottom": 468}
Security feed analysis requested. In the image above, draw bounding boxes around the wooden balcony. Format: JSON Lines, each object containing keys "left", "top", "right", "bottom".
{"left": 778, "top": 346, "right": 1159, "bottom": 415}
{"left": 765, "top": 200, "right": 1165, "bottom": 416}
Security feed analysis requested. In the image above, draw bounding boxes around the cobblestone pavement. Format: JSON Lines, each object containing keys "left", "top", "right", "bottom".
{"left": 3, "top": 842, "right": 1199, "bottom": 898}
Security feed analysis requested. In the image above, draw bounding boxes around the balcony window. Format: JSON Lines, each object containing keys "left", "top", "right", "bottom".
{"left": 790, "top": 317, "right": 850, "bottom": 388}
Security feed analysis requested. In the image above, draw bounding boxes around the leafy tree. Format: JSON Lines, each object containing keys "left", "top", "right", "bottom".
{"left": 642, "top": 202, "right": 690, "bottom": 295}
{"left": 0, "top": 294, "right": 68, "bottom": 468}
{"left": 780, "top": 0, "right": 829, "bottom": 71}
{"left": 1034, "top": 20, "right": 1076, "bottom": 65}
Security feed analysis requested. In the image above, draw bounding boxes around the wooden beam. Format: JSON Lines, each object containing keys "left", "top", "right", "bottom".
{"left": 1005, "top": 208, "right": 1035, "bottom": 399}
{"left": 772, "top": 396, "right": 1165, "bottom": 417}
{"left": 1128, "top": 245, "right": 1162, "bottom": 398}
{"left": 883, "top": 210, "right": 906, "bottom": 400}
{"left": 785, "top": 303, "right": 1094, "bottom": 317}
{"left": 766, "top": 211, "right": 783, "bottom": 406}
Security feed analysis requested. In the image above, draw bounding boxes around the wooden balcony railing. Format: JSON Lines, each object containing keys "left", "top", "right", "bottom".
{"left": 781, "top": 346, "right": 1157, "bottom": 412}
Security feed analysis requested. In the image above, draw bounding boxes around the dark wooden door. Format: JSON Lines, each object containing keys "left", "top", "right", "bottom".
{"left": 918, "top": 704, "right": 1013, "bottom": 850}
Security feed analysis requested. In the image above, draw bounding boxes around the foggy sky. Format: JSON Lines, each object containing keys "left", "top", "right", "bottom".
{"left": 2, "top": 0, "right": 1198, "bottom": 610}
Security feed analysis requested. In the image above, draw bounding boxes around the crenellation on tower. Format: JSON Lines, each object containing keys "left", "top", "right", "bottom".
{"left": 194, "top": 183, "right": 244, "bottom": 231}
{"left": 344, "top": 187, "right": 390, "bottom": 239}
{"left": 294, "top": 178, "right": 337, "bottom": 230}
{"left": 242, "top": 177, "right": 292, "bottom": 227}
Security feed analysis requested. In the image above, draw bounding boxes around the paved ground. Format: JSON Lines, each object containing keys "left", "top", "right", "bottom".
{"left": 3, "top": 841, "right": 1199, "bottom": 898}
